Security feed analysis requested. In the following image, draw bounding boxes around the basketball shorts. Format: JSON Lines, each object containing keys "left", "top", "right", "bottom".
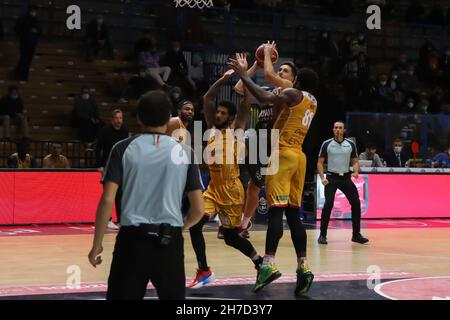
{"left": 265, "top": 148, "right": 306, "bottom": 208}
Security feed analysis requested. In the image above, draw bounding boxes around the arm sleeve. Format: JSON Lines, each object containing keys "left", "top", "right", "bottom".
{"left": 318, "top": 140, "right": 329, "bottom": 159}
{"left": 184, "top": 163, "right": 204, "bottom": 193}
{"left": 101, "top": 143, "right": 124, "bottom": 185}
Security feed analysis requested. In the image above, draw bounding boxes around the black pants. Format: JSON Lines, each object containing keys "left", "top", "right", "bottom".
{"left": 320, "top": 174, "right": 361, "bottom": 237}
{"left": 106, "top": 226, "right": 185, "bottom": 300}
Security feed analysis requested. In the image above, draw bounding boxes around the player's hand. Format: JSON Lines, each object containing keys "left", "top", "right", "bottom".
{"left": 222, "top": 69, "right": 236, "bottom": 80}
{"left": 352, "top": 172, "right": 359, "bottom": 179}
{"left": 227, "top": 58, "right": 247, "bottom": 77}
{"left": 321, "top": 178, "right": 329, "bottom": 186}
{"left": 88, "top": 245, "right": 103, "bottom": 268}
{"left": 263, "top": 40, "right": 276, "bottom": 56}
{"left": 235, "top": 52, "right": 248, "bottom": 70}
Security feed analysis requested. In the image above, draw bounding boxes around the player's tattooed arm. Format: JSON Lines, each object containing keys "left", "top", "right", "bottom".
{"left": 203, "top": 71, "right": 233, "bottom": 128}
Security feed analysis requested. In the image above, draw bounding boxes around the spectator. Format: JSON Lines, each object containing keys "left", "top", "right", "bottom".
{"left": 168, "top": 86, "right": 184, "bottom": 114}
{"left": 397, "top": 64, "right": 419, "bottom": 95}
{"left": 338, "top": 33, "right": 353, "bottom": 63}
{"left": 430, "top": 146, "right": 450, "bottom": 168}
{"left": 14, "top": 5, "right": 42, "bottom": 81}
{"left": 0, "top": 86, "right": 29, "bottom": 139}
{"left": 416, "top": 91, "right": 430, "bottom": 114}
{"left": 132, "top": 32, "right": 154, "bottom": 61}
{"left": 384, "top": 138, "right": 411, "bottom": 167}
{"left": 391, "top": 52, "right": 411, "bottom": 74}
{"left": 119, "top": 67, "right": 154, "bottom": 103}
{"left": 164, "top": 40, "right": 190, "bottom": 88}
{"left": 71, "top": 87, "right": 104, "bottom": 143}
{"left": 401, "top": 96, "right": 417, "bottom": 113}
{"left": 95, "top": 109, "right": 130, "bottom": 229}
{"left": 359, "top": 143, "right": 385, "bottom": 167}
{"left": 8, "top": 139, "right": 36, "bottom": 168}
{"left": 314, "top": 30, "right": 339, "bottom": 77}
{"left": 83, "top": 15, "right": 114, "bottom": 62}
{"left": 139, "top": 39, "right": 171, "bottom": 90}
{"left": 188, "top": 52, "right": 208, "bottom": 98}
{"left": 370, "top": 73, "right": 394, "bottom": 112}
{"left": 354, "top": 32, "right": 367, "bottom": 56}
{"left": 42, "top": 143, "right": 70, "bottom": 168}
{"left": 418, "top": 40, "right": 439, "bottom": 81}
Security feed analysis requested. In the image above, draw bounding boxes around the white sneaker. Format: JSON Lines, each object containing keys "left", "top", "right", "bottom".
{"left": 107, "top": 221, "right": 119, "bottom": 230}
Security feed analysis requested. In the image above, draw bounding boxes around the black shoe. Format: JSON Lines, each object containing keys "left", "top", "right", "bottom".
{"left": 217, "top": 226, "right": 224, "bottom": 239}
{"left": 352, "top": 233, "right": 369, "bottom": 244}
{"left": 317, "top": 235, "right": 328, "bottom": 244}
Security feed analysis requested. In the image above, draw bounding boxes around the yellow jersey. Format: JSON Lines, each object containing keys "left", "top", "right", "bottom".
{"left": 272, "top": 91, "right": 317, "bottom": 152}
{"left": 204, "top": 128, "right": 244, "bottom": 205}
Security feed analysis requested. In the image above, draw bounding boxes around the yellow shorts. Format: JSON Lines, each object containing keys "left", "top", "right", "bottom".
{"left": 203, "top": 181, "right": 244, "bottom": 228}
{"left": 265, "top": 148, "right": 306, "bottom": 208}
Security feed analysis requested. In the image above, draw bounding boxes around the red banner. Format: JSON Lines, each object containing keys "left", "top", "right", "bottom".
{"left": 0, "top": 171, "right": 116, "bottom": 225}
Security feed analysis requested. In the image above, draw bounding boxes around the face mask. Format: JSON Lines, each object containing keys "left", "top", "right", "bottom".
{"left": 173, "top": 47, "right": 180, "bottom": 52}
{"left": 323, "top": 33, "right": 328, "bottom": 38}
{"left": 97, "top": 19, "right": 103, "bottom": 25}
{"left": 407, "top": 102, "right": 414, "bottom": 108}
{"left": 358, "top": 36, "right": 364, "bottom": 41}
{"left": 139, "top": 72, "right": 146, "bottom": 77}
{"left": 394, "top": 146, "right": 402, "bottom": 153}
{"left": 30, "top": 11, "right": 36, "bottom": 17}
{"left": 172, "top": 93, "right": 180, "bottom": 100}
{"left": 380, "top": 81, "right": 387, "bottom": 86}
{"left": 82, "top": 94, "right": 90, "bottom": 100}
{"left": 392, "top": 74, "right": 398, "bottom": 80}
{"left": 408, "top": 70, "right": 414, "bottom": 75}
{"left": 10, "top": 94, "right": 18, "bottom": 100}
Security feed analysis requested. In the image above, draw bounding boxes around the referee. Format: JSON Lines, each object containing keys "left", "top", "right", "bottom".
{"left": 88, "top": 90, "right": 204, "bottom": 300}
{"left": 317, "top": 121, "right": 369, "bottom": 245}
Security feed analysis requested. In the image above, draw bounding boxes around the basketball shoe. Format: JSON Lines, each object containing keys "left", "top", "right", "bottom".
{"left": 188, "top": 268, "right": 216, "bottom": 289}
{"left": 253, "top": 263, "right": 282, "bottom": 292}
{"left": 295, "top": 264, "right": 314, "bottom": 296}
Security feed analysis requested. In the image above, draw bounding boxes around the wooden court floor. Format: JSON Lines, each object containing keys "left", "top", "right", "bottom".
{"left": 1, "top": 224, "right": 449, "bottom": 290}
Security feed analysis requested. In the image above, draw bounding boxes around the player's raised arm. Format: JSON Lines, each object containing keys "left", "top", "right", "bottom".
{"left": 203, "top": 70, "right": 234, "bottom": 128}
{"left": 233, "top": 84, "right": 252, "bottom": 130}
{"left": 263, "top": 41, "right": 293, "bottom": 89}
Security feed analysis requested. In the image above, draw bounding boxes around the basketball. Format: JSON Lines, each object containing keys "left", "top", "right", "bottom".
{"left": 255, "top": 43, "right": 279, "bottom": 65}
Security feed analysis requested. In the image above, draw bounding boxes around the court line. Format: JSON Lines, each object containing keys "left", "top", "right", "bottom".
{"left": 326, "top": 249, "right": 450, "bottom": 260}
{"left": 374, "top": 276, "right": 450, "bottom": 300}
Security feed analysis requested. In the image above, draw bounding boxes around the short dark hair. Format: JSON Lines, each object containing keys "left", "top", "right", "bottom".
{"left": 177, "top": 100, "right": 193, "bottom": 110}
{"left": 365, "top": 142, "right": 377, "bottom": 149}
{"left": 137, "top": 91, "right": 172, "bottom": 127}
{"left": 295, "top": 68, "right": 319, "bottom": 93}
{"left": 334, "top": 120, "right": 345, "bottom": 127}
{"left": 217, "top": 100, "right": 237, "bottom": 117}
{"left": 111, "top": 109, "right": 122, "bottom": 116}
{"left": 280, "top": 61, "right": 298, "bottom": 80}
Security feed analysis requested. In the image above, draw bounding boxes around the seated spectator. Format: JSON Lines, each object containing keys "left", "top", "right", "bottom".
{"left": 119, "top": 67, "right": 154, "bottom": 103}
{"left": 188, "top": 53, "right": 208, "bottom": 99}
{"left": 429, "top": 86, "right": 445, "bottom": 114}
{"left": 384, "top": 138, "right": 411, "bottom": 167}
{"left": 8, "top": 138, "right": 36, "bottom": 168}
{"left": 359, "top": 143, "right": 385, "bottom": 167}
{"left": 416, "top": 91, "right": 431, "bottom": 114}
{"left": 71, "top": 87, "right": 104, "bottom": 143}
{"left": 138, "top": 39, "right": 171, "bottom": 90}
{"left": 391, "top": 52, "right": 411, "bottom": 74}
{"left": 164, "top": 40, "right": 190, "bottom": 87}
{"left": 397, "top": 64, "right": 419, "bottom": 95}
{"left": 401, "top": 96, "right": 417, "bottom": 113}
{"left": 418, "top": 40, "right": 439, "bottom": 81}
{"left": 42, "top": 143, "right": 70, "bottom": 168}
{"left": 0, "top": 85, "right": 29, "bottom": 139}
{"left": 369, "top": 73, "right": 395, "bottom": 112}
{"left": 83, "top": 15, "right": 114, "bottom": 62}
{"left": 132, "top": 32, "right": 153, "bottom": 61}
{"left": 430, "top": 146, "right": 450, "bottom": 168}
{"left": 314, "top": 30, "right": 339, "bottom": 77}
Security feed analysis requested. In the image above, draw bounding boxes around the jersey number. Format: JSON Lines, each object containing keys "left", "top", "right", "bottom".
{"left": 302, "top": 110, "right": 314, "bottom": 127}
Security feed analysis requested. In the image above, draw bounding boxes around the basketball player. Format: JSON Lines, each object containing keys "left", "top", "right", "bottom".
{"left": 228, "top": 55, "right": 319, "bottom": 296}
{"left": 188, "top": 53, "right": 264, "bottom": 289}
{"left": 234, "top": 41, "right": 296, "bottom": 238}
{"left": 166, "top": 100, "right": 194, "bottom": 144}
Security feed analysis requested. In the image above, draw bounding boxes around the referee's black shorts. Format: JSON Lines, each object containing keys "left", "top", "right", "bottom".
{"left": 106, "top": 225, "right": 185, "bottom": 300}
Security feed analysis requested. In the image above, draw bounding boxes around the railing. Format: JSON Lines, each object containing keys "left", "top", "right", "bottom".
{"left": 0, "top": 140, "right": 96, "bottom": 168}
